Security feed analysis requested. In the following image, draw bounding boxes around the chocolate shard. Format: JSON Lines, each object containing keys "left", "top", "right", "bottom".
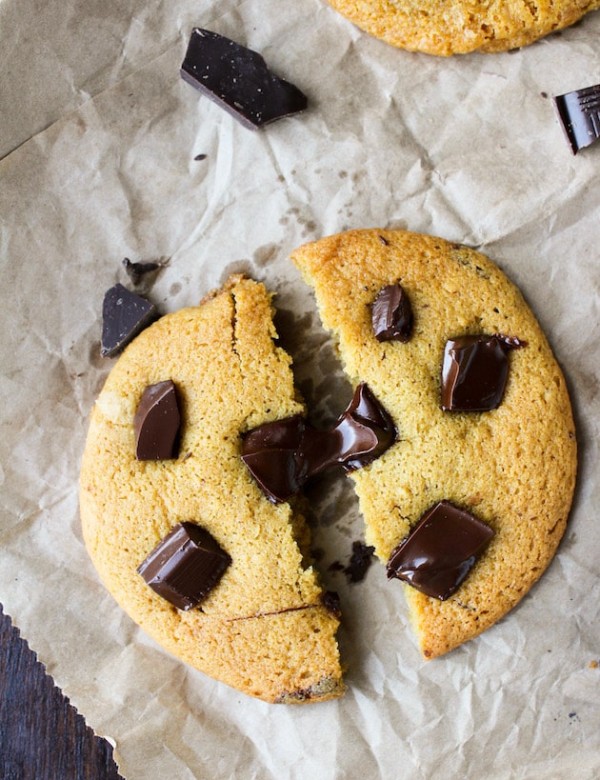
{"left": 554, "top": 83, "right": 600, "bottom": 154}
{"left": 241, "top": 384, "right": 396, "bottom": 502}
{"left": 122, "top": 258, "right": 161, "bottom": 286}
{"left": 101, "top": 284, "right": 157, "bottom": 357}
{"left": 181, "top": 28, "right": 308, "bottom": 130}
{"left": 134, "top": 380, "right": 181, "bottom": 461}
{"left": 441, "top": 334, "right": 525, "bottom": 412}
{"left": 138, "top": 522, "right": 231, "bottom": 610}
{"left": 386, "top": 500, "right": 495, "bottom": 601}
{"left": 371, "top": 283, "right": 414, "bottom": 342}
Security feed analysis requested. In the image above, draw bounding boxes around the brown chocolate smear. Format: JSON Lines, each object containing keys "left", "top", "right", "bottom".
{"left": 441, "top": 334, "right": 525, "bottom": 412}
{"left": 134, "top": 380, "right": 181, "bottom": 461}
{"left": 386, "top": 500, "right": 495, "bottom": 600}
{"left": 181, "top": 29, "right": 307, "bottom": 130}
{"left": 371, "top": 283, "right": 414, "bottom": 342}
{"left": 100, "top": 284, "right": 157, "bottom": 357}
{"left": 241, "top": 383, "right": 396, "bottom": 503}
{"left": 138, "top": 522, "right": 231, "bottom": 610}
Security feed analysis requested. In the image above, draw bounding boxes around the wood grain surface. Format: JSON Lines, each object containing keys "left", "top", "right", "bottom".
{"left": 0, "top": 603, "right": 123, "bottom": 780}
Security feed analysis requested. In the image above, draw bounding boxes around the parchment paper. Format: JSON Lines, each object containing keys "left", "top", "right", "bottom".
{"left": 1, "top": 1, "right": 599, "bottom": 777}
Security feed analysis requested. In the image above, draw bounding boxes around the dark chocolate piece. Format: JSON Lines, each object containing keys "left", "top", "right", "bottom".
{"left": 122, "top": 258, "right": 161, "bottom": 286}
{"left": 138, "top": 522, "right": 230, "bottom": 610}
{"left": 134, "top": 380, "right": 181, "bottom": 461}
{"left": 344, "top": 542, "right": 375, "bottom": 584}
{"left": 241, "top": 416, "right": 305, "bottom": 503}
{"left": 181, "top": 28, "right": 307, "bottom": 130}
{"left": 441, "top": 334, "right": 524, "bottom": 412}
{"left": 386, "top": 500, "right": 495, "bottom": 600}
{"left": 321, "top": 591, "right": 342, "bottom": 617}
{"left": 554, "top": 83, "right": 600, "bottom": 154}
{"left": 327, "top": 383, "right": 397, "bottom": 472}
{"left": 101, "top": 284, "right": 157, "bottom": 357}
{"left": 241, "top": 384, "right": 396, "bottom": 503}
{"left": 371, "top": 284, "right": 413, "bottom": 342}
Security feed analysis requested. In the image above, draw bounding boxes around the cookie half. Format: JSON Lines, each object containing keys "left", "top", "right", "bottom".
{"left": 326, "top": 0, "right": 600, "bottom": 55}
{"left": 80, "top": 275, "right": 343, "bottom": 703}
{"left": 292, "top": 229, "right": 577, "bottom": 658}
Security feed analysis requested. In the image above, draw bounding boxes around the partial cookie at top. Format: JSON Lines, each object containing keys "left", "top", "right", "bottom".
{"left": 326, "top": 0, "right": 600, "bottom": 55}
{"left": 292, "top": 229, "right": 577, "bottom": 659}
{"left": 80, "top": 275, "right": 343, "bottom": 703}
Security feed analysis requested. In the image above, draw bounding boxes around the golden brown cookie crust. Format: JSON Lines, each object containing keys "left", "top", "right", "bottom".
{"left": 80, "top": 276, "right": 343, "bottom": 703}
{"left": 326, "top": 0, "right": 600, "bottom": 55}
{"left": 292, "top": 229, "right": 577, "bottom": 658}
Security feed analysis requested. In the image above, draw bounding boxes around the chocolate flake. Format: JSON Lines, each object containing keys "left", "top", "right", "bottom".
{"left": 122, "top": 258, "right": 161, "bottom": 286}
{"left": 181, "top": 28, "right": 307, "bottom": 130}
{"left": 138, "top": 522, "right": 231, "bottom": 610}
{"left": 134, "top": 380, "right": 181, "bottom": 460}
{"left": 386, "top": 500, "right": 495, "bottom": 600}
{"left": 101, "top": 284, "right": 157, "bottom": 357}
{"left": 194, "top": 153, "right": 207, "bottom": 161}
{"left": 371, "top": 283, "right": 414, "bottom": 343}
{"left": 241, "top": 384, "right": 396, "bottom": 503}
{"left": 441, "top": 334, "right": 524, "bottom": 412}
{"left": 554, "top": 83, "right": 600, "bottom": 154}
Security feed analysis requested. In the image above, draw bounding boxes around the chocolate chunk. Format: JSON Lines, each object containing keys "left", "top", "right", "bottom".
{"left": 181, "top": 28, "right": 307, "bottom": 130}
{"left": 101, "top": 284, "right": 157, "bottom": 357}
{"left": 441, "top": 334, "right": 524, "bottom": 412}
{"left": 386, "top": 501, "right": 495, "bottom": 600}
{"left": 122, "top": 258, "right": 161, "bottom": 286}
{"left": 241, "top": 384, "right": 396, "bottom": 502}
{"left": 138, "top": 522, "right": 231, "bottom": 610}
{"left": 554, "top": 83, "right": 600, "bottom": 154}
{"left": 327, "top": 383, "right": 397, "bottom": 472}
{"left": 371, "top": 284, "right": 414, "bottom": 342}
{"left": 134, "top": 380, "right": 181, "bottom": 460}
{"left": 241, "top": 416, "right": 305, "bottom": 502}
{"left": 344, "top": 541, "right": 375, "bottom": 584}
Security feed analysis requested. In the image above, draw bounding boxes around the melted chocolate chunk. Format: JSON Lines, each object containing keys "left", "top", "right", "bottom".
{"left": 441, "top": 334, "right": 524, "bottom": 412}
{"left": 134, "top": 380, "right": 181, "bottom": 460}
{"left": 181, "top": 29, "right": 307, "bottom": 130}
{"left": 138, "top": 522, "right": 231, "bottom": 610}
{"left": 241, "top": 384, "right": 396, "bottom": 503}
{"left": 386, "top": 501, "right": 495, "bottom": 600}
{"left": 554, "top": 83, "right": 600, "bottom": 154}
{"left": 101, "top": 284, "right": 157, "bottom": 357}
{"left": 371, "top": 284, "right": 414, "bottom": 342}
{"left": 329, "top": 383, "right": 396, "bottom": 472}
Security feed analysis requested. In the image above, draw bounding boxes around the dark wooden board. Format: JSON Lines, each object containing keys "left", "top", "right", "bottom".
{"left": 0, "top": 603, "right": 124, "bottom": 780}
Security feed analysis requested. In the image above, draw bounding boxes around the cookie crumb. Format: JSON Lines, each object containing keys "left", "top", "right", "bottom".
{"left": 589, "top": 659, "right": 599, "bottom": 669}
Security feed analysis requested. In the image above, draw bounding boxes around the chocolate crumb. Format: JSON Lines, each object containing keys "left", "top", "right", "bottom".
{"left": 344, "top": 541, "right": 375, "bottom": 583}
{"left": 378, "top": 235, "right": 390, "bottom": 246}
{"left": 194, "top": 153, "right": 207, "bottom": 161}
